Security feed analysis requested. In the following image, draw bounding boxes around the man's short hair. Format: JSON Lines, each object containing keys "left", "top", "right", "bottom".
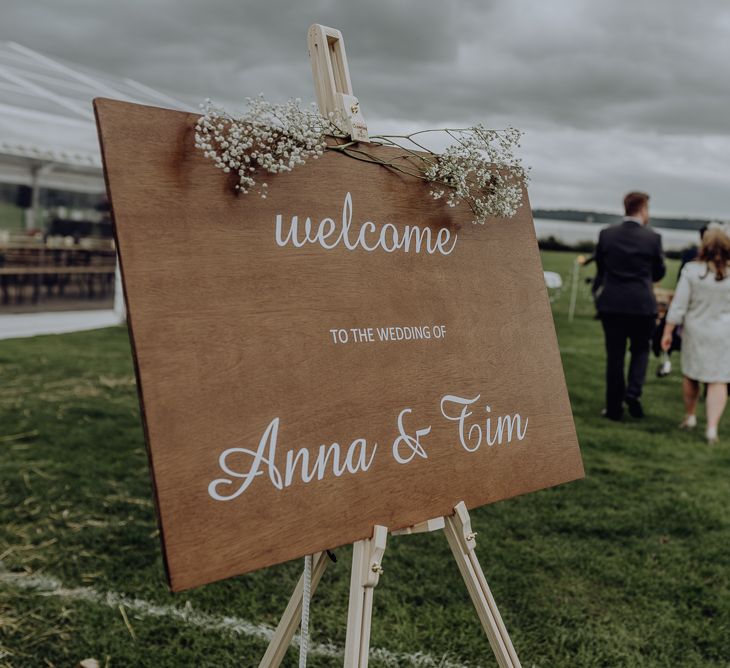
{"left": 624, "top": 191, "right": 650, "bottom": 216}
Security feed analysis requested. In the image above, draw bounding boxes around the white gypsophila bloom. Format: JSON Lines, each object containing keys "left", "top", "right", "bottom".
{"left": 195, "top": 96, "right": 340, "bottom": 195}
{"left": 195, "top": 96, "right": 528, "bottom": 224}
{"left": 421, "top": 125, "right": 528, "bottom": 223}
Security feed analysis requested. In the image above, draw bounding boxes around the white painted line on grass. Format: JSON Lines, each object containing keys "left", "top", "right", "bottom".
{"left": 0, "top": 567, "right": 477, "bottom": 668}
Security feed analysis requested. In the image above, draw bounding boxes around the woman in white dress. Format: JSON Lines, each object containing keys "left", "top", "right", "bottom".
{"left": 661, "top": 224, "right": 730, "bottom": 444}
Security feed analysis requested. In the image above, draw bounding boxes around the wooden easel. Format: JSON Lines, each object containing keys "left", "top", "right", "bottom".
{"left": 258, "top": 26, "right": 523, "bottom": 667}
{"left": 258, "top": 502, "right": 521, "bottom": 668}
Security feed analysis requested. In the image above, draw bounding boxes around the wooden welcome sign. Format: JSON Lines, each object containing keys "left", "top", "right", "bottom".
{"left": 95, "top": 98, "right": 582, "bottom": 593}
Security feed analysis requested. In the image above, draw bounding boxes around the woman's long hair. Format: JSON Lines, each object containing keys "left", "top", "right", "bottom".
{"left": 698, "top": 225, "right": 730, "bottom": 281}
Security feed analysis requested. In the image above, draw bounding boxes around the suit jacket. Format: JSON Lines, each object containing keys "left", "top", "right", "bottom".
{"left": 594, "top": 220, "right": 666, "bottom": 315}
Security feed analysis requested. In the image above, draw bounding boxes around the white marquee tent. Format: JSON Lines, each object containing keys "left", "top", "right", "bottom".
{"left": 0, "top": 41, "right": 195, "bottom": 335}
{"left": 0, "top": 40, "right": 194, "bottom": 217}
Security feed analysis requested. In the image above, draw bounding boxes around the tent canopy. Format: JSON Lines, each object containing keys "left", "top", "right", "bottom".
{"left": 0, "top": 41, "right": 194, "bottom": 194}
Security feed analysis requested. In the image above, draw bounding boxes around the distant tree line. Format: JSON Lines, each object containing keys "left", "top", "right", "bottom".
{"left": 537, "top": 235, "right": 688, "bottom": 260}
{"left": 533, "top": 208, "right": 714, "bottom": 231}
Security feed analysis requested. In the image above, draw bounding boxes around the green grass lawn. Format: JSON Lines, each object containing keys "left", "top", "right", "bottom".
{"left": 1, "top": 251, "right": 729, "bottom": 667}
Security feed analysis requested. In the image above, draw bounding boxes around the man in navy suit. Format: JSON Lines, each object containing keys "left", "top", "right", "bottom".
{"left": 594, "top": 192, "right": 666, "bottom": 420}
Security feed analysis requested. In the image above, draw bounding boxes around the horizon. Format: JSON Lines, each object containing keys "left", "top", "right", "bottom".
{"left": 532, "top": 207, "right": 727, "bottom": 223}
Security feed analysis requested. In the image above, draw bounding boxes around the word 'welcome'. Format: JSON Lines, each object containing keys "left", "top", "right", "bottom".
{"left": 275, "top": 192, "right": 458, "bottom": 256}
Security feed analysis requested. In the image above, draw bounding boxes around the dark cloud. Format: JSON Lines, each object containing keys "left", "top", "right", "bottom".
{"left": 2, "top": 0, "right": 729, "bottom": 217}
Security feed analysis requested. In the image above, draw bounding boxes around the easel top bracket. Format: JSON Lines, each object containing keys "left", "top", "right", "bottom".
{"left": 307, "top": 24, "right": 369, "bottom": 143}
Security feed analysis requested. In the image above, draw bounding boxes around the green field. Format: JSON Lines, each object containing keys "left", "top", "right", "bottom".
{"left": 1, "top": 251, "right": 729, "bottom": 667}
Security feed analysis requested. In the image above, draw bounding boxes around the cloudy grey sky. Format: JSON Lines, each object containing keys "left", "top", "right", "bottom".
{"left": 3, "top": 0, "right": 730, "bottom": 218}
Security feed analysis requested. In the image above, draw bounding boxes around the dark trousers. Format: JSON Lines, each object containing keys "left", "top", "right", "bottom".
{"left": 600, "top": 313, "right": 655, "bottom": 417}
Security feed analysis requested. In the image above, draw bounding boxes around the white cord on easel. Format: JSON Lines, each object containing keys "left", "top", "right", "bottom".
{"left": 298, "top": 555, "right": 312, "bottom": 668}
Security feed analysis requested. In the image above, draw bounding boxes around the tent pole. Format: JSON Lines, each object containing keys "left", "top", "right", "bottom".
{"left": 27, "top": 163, "right": 55, "bottom": 232}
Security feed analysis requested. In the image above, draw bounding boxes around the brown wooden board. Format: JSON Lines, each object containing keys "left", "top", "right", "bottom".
{"left": 94, "top": 98, "right": 583, "bottom": 592}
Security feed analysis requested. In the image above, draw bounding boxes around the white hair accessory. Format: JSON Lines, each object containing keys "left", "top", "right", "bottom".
{"left": 707, "top": 221, "right": 730, "bottom": 236}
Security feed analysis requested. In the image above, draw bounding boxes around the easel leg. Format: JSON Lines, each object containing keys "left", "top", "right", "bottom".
{"left": 258, "top": 551, "right": 329, "bottom": 668}
{"left": 343, "top": 525, "right": 387, "bottom": 667}
{"left": 344, "top": 539, "right": 366, "bottom": 666}
{"left": 443, "top": 503, "right": 521, "bottom": 668}
{"left": 259, "top": 508, "right": 520, "bottom": 668}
